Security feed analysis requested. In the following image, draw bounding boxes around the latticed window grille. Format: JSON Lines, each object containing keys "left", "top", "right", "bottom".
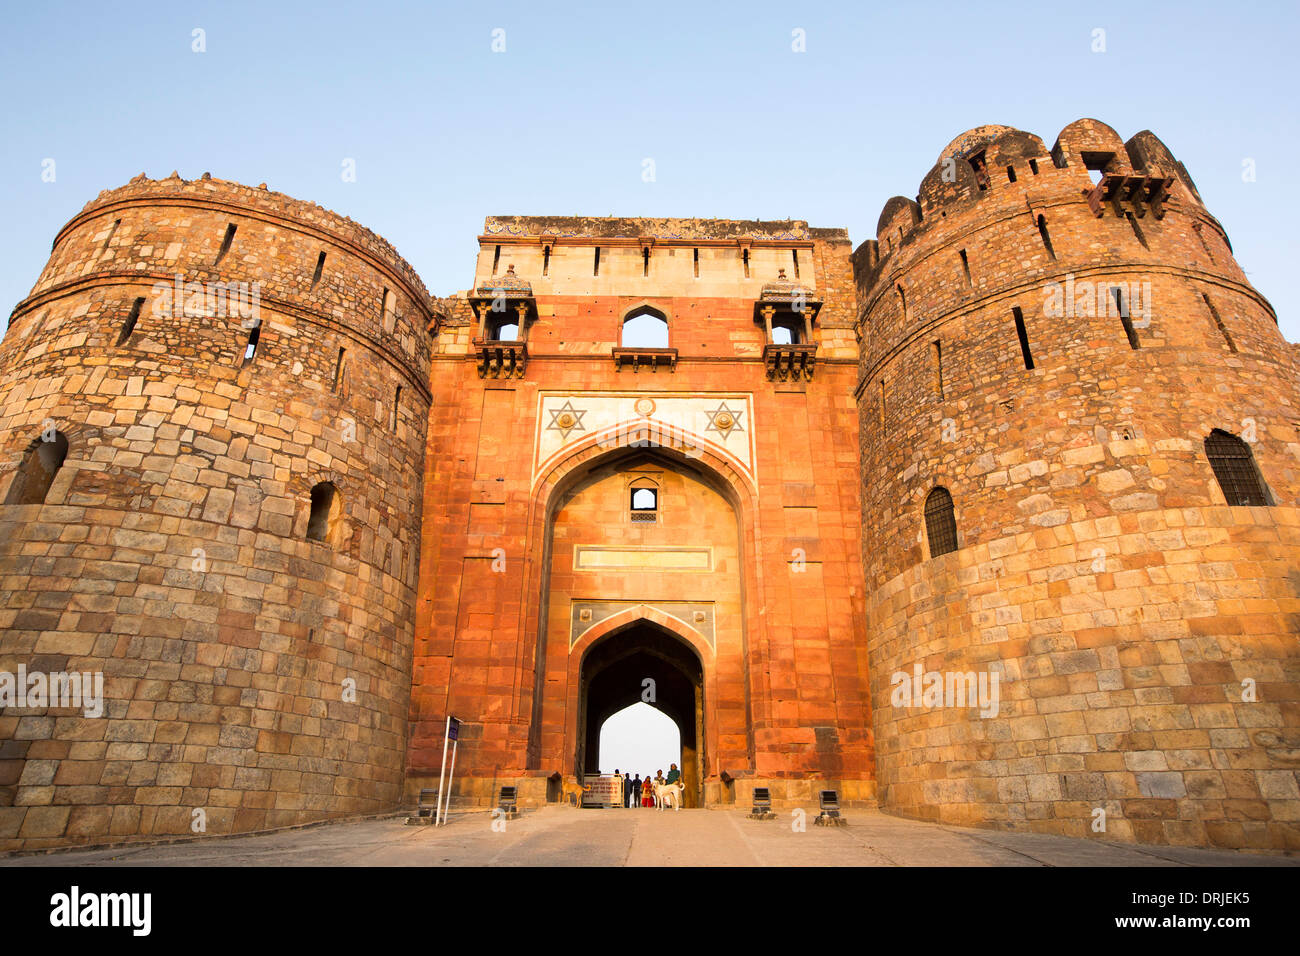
{"left": 1205, "top": 430, "right": 1269, "bottom": 506}
{"left": 924, "top": 487, "right": 958, "bottom": 558}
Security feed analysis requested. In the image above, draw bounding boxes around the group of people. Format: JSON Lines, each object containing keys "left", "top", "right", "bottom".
{"left": 612, "top": 764, "right": 680, "bottom": 807}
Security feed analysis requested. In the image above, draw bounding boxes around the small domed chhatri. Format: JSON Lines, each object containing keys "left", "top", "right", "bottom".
{"left": 0, "top": 119, "right": 1296, "bottom": 854}
{"left": 758, "top": 267, "right": 814, "bottom": 304}
{"left": 476, "top": 263, "right": 533, "bottom": 297}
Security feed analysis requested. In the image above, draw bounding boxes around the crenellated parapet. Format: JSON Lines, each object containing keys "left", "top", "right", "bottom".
{"left": 852, "top": 119, "right": 1265, "bottom": 375}
{"left": 53, "top": 172, "right": 435, "bottom": 312}
{"left": 15, "top": 173, "right": 438, "bottom": 392}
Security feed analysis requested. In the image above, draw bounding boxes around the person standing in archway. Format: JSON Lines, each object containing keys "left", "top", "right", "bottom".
{"left": 664, "top": 764, "right": 683, "bottom": 809}
{"left": 623, "top": 771, "right": 633, "bottom": 808}
{"left": 632, "top": 774, "right": 643, "bottom": 808}
{"left": 641, "top": 774, "right": 656, "bottom": 808}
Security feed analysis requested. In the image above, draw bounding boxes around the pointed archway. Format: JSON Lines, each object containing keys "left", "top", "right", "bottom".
{"left": 577, "top": 619, "right": 704, "bottom": 807}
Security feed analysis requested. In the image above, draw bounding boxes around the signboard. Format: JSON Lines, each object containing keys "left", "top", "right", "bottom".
{"left": 436, "top": 715, "right": 460, "bottom": 826}
{"left": 582, "top": 774, "right": 622, "bottom": 808}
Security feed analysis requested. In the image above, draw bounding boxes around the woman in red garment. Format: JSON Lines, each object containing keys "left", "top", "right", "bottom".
{"left": 641, "top": 772, "right": 657, "bottom": 807}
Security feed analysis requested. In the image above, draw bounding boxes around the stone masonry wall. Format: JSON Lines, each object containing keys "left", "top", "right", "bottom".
{"left": 855, "top": 119, "right": 1300, "bottom": 849}
{"left": 0, "top": 175, "right": 434, "bottom": 851}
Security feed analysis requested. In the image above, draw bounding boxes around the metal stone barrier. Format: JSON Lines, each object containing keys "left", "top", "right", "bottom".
{"left": 498, "top": 786, "right": 519, "bottom": 820}
{"left": 814, "top": 789, "right": 847, "bottom": 826}
{"left": 747, "top": 786, "right": 776, "bottom": 820}
{"left": 405, "top": 788, "right": 439, "bottom": 826}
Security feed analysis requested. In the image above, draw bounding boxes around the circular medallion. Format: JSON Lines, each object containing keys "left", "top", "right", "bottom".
{"left": 557, "top": 412, "right": 576, "bottom": 429}
{"left": 714, "top": 412, "right": 733, "bottom": 430}
{"left": 635, "top": 397, "right": 656, "bottom": 418}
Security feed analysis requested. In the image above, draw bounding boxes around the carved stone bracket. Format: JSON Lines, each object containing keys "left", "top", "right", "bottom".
{"left": 763, "top": 343, "right": 817, "bottom": 380}
{"left": 474, "top": 338, "right": 527, "bottom": 378}
{"left": 1086, "top": 173, "right": 1175, "bottom": 220}
{"left": 612, "top": 347, "right": 678, "bottom": 373}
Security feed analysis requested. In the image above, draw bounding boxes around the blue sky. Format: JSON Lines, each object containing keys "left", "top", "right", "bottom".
{"left": 2, "top": 0, "right": 1297, "bottom": 341}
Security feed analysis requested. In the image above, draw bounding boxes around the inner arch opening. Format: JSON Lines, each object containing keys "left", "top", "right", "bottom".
{"left": 579, "top": 622, "right": 703, "bottom": 807}
{"left": 599, "top": 703, "right": 680, "bottom": 796}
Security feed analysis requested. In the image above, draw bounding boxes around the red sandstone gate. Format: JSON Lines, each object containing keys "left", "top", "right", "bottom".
{"left": 406, "top": 214, "right": 873, "bottom": 821}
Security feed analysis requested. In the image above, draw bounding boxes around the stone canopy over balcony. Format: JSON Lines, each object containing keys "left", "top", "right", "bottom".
{"left": 469, "top": 264, "right": 537, "bottom": 378}
{"left": 753, "top": 268, "right": 821, "bottom": 380}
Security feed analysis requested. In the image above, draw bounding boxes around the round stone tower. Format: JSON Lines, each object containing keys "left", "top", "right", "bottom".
{"left": 854, "top": 120, "right": 1300, "bottom": 850}
{"left": 0, "top": 173, "right": 436, "bottom": 849}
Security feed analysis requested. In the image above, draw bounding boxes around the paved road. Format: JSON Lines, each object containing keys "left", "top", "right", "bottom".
{"left": 2, "top": 807, "right": 1295, "bottom": 867}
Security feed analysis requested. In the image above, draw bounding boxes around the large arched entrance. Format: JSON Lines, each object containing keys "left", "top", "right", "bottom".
{"left": 578, "top": 620, "right": 704, "bottom": 807}
{"left": 524, "top": 433, "right": 760, "bottom": 806}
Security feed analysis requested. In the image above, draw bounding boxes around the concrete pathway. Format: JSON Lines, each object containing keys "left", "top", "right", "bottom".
{"left": 2, "top": 807, "right": 1295, "bottom": 867}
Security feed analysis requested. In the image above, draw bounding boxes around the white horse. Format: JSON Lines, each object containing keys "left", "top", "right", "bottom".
{"left": 654, "top": 782, "right": 683, "bottom": 811}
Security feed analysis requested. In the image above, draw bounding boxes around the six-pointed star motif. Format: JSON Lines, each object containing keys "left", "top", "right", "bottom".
{"left": 546, "top": 400, "right": 587, "bottom": 440}
{"left": 704, "top": 402, "right": 744, "bottom": 438}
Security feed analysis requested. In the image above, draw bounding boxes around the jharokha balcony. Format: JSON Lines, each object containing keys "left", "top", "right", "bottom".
{"left": 468, "top": 264, "right": 538, "bottom": 379}
{"left": 762, "top": 342, "right": 817, "bottom": 381}
{"left": 753, "top": 268, "right": 821, "bottom": 380}
{"left": 1085, "top": 172, "right": 1175, "bottom": 219}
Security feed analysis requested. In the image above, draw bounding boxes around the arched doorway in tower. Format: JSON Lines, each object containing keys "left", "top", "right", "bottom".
{"left": 578, "top": 621, "right": 704, "bottom": 807}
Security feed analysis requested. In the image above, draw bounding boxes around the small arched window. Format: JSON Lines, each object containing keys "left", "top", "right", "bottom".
{"left": 1205, "top": 430, "right": 1270, "bottom": 506}
{"left": 489, "top": 320, "right": 519, "bottom": 342}
{"left": 307, "top": 481, "right": 343, "bottom": 544}
{"left": 5, "top": 432, "right": 69, "bottom": 506}
{"left": 622, "top": 308, "right": 669, "bottom": 348}
{"left": 629, "top": 478, "right": 659, "bottom": 522}
{"left": 924, "top": 486, "right": 958, "bottom": 558}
